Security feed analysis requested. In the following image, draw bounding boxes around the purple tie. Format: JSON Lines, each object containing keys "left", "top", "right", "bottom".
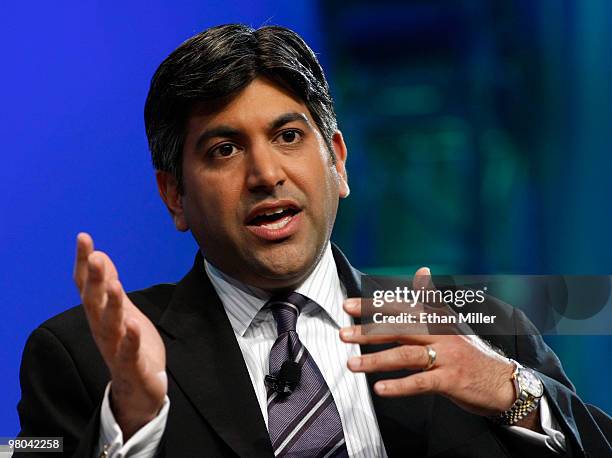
{"left": 266, "top": 292, "right": 349, "bottom": 458}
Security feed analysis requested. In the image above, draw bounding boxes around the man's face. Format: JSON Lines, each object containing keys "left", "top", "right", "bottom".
{"left": 158, "top": 77, "right": 349, "bottom": 291}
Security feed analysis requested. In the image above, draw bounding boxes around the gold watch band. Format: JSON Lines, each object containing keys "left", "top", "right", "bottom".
{"left": 496, "top": 360, "right": 542, "bottom": 425}
{"left": 497, "top": 396, "right": 539, "bottom": 424}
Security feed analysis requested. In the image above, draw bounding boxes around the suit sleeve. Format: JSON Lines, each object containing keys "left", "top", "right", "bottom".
{"left": 17, "top": 326, "right": 101, "bottom": 458}
{"left": 513, "top": 309, "right": 612, "bottom": 457}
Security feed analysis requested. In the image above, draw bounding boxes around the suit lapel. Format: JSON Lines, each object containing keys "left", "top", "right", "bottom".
{"left": 332, "top": 245, "right": 430, "bottom": 454}
{"left": 157, "top": 252, "right": 274, "bottom": 457}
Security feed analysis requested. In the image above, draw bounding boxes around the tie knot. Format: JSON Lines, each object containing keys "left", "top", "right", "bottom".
{"left": 267, "top": 292, "right": 310, "bottom": 335}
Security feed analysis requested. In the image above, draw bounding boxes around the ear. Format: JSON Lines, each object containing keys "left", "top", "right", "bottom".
{"left": 331, "top": 131, "right": 350, "bottom": 198}
{"left": 156, "top": 171, "right": 189, "bottom": 232}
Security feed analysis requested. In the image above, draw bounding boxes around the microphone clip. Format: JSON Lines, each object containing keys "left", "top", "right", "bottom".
{"left": 265, "top": 360, "right": 301, "bottom": 395}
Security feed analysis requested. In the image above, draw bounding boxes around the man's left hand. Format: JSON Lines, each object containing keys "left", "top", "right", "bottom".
{"left": 339, "top": 267, "right": 540, "bottom": 429}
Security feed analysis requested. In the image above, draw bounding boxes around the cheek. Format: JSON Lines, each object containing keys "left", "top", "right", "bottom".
{"left": 187, "top": 187, "right": 243, "bottom": 235}
{"left": 305, "top": 168, "right": 341, "bottom": 225}
{"left": 319, "top": 166, "right": 341, "bottom": 202}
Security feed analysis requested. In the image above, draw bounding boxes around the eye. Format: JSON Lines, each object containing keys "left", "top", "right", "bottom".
{"left": 208, "top": 143, "right": 239, "bottom": 158}
{"left": 276, "top": 129, "right": 303, "bottom": 144}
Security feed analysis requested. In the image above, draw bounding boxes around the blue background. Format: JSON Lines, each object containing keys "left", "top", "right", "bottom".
{"left": 1, "top": 1, "right": 611, "bottom": 435}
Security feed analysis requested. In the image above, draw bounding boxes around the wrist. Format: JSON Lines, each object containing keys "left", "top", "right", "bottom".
{"left": 495, "top": 358, "right": 517, "bottom": 412}
{"left": 495, "top": 359, "right": 544, "bottom": 426}
{"left": 110, "top": 381, "right": 164, "bottom": 440}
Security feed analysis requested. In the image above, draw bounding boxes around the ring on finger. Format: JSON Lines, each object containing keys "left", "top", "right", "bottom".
{"left": 423, "top": 345, "right": 437, "bottom": 371}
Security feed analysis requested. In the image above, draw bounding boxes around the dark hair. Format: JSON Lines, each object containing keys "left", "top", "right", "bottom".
{"left": 144, "top": 24, "right": 337, "bottom": 192}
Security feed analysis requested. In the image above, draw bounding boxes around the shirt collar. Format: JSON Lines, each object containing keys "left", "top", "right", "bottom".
{"left": 204, "top": 242, "right": 345, "bottom": 336}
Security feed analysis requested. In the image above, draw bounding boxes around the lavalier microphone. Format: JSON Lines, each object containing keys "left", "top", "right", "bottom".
{"left": 265, "top": 360, "right": 301, "bottom": 395}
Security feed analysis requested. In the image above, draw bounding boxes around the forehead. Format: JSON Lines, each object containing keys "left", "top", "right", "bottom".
{"left": 188, "top": 77, "right": 312, "bottom": 132}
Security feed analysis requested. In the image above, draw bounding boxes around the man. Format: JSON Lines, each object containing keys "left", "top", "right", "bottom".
{"left": 17, "top": 24, "right": 611, "bottom": 457}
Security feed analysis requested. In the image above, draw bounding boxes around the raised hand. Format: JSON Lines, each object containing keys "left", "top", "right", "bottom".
{"left": 339, "top": 267, "right": 541, "bottom": 429}
{"left": 73, "top": 233, "right": 167, "bottom": 439}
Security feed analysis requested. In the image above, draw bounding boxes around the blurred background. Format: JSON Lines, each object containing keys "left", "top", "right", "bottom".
{"left": 1, "top": 0, "right": 611, "bottom": 436}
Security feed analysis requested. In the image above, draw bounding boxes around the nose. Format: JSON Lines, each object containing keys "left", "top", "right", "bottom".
{"left": 245, "top": 142, "right": 286, "bottom": 192}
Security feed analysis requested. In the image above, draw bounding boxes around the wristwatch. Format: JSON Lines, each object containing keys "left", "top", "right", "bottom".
{"left": 497, "top": 359, "right": 544, "bottom": 425}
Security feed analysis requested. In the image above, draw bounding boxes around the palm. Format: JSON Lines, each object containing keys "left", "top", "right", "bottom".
{"left": 114, "top": 293, "right": 167, "bottom": 400}
{"left": 74, "top": 233, "right": 167, "bottom": 438}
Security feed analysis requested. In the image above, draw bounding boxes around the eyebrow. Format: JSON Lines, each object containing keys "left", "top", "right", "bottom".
{"left": 268, "top": 112, "right": 312, "bottom": 131}
{"left": 194, "top": 126, "right": 241, "bottom": 152}
{"left": 193, "top": 112, "right": 312, "bottom": 152}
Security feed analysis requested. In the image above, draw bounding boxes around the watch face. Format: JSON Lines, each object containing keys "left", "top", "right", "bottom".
{"left": 518, "top": 369, "right": 544, "bottom": 397}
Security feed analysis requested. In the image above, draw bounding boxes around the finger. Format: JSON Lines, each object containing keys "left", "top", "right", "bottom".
{"left": 339, "top": 324, "right": 398, "bottom": 345}
{"left": 344, "top": 296, "right": 410, "bottom": 320}
{"left": 73, "top": 232, "right": 94, "bottom": 291}
{"left": 374, "top": 371, "right": 444, "bottom": 397}
{"left": 99, "top": 279, "right": 126, "bottom": 352}
{"left": 343, "top": 298, "right": 361, "bottom": 317}
{"left": 92, "top": 250, "right": 120, "bottom": 281}
{"left": 81, "top": 252, "right": 108, "bottom": 322}
{"left": 340, "top": 325, "right": 436, "bottom": 345}
{"left": 348, "top": 345, "right": 431, "bottom": 373}
{"left": 413, "top": 266, "right": 432, "bottom": 290}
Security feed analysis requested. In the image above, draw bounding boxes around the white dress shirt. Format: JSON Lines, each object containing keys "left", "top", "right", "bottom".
{"left": 97, "top": 243, "right": 566, "bottom": 456}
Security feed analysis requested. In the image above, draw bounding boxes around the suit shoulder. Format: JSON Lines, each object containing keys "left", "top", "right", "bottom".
{"left": 38, "top": 282, "right": 177, "bottom": 339}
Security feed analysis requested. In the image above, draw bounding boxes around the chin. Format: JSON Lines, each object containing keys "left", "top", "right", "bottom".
{"left": 251, "top": 242, "right": 317, "bottom": 284}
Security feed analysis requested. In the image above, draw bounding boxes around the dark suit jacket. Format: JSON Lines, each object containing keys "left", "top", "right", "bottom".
{"left": 17, "top": 246, "right": 612, "bottom": 457}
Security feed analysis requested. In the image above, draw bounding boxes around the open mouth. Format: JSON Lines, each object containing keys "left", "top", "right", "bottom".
{"left": 244, "top": 202, "right": 304, "bottom": 241}
{"left": 246, "top": 206, "right": 301, "bottom": 230}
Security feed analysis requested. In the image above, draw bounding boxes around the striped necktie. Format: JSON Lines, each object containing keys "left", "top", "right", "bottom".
{"left": 266, "top": 292, "right": 349, "bottom": 458}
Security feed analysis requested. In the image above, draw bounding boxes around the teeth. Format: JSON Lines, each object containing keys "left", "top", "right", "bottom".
{"left": 263, "top": 207, "right": 287, "bottom": 217}
{"left": 261, "top": 215, "right": 292, "bottom": 230}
